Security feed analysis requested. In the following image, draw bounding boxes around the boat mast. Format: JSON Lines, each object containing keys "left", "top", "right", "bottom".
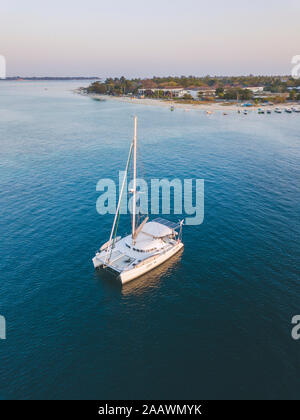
{"left": 132, "top": 116, "right": 137, "bottom": 242}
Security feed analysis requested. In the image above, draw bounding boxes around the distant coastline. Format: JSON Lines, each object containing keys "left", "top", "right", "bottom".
{"left": 0, "top": 77, "right": 100, "bottom": 81}
{"left": 79, "top": 76, "right": 300, "bottom": 112}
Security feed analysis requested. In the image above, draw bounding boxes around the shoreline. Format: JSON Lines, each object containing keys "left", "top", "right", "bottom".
{"left": 76, "top": 91, "right": 300, "bottom": 113}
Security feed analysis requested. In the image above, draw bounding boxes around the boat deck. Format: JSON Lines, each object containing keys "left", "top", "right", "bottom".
{"left": 93, "top": 233, "right": 178, "bottom": 273}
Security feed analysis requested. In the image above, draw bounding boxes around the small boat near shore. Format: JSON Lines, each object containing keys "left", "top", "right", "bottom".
{"left": 91, "top": 95, "right": 106, "bottom": 102}
{"left": 285, "top": 108, "right": 292, "bottom": 113}
{"left": 275, "top": 108, "right": 282, "bottom": 114}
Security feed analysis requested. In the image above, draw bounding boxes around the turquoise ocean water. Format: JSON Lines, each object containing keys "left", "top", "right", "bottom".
{"left": 0, "top": 81, "right": 299, "bottom": 399}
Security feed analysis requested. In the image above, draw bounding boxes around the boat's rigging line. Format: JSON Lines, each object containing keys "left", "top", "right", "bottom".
{"left": 106, "top": 142, "right": 133, "bottom": 263}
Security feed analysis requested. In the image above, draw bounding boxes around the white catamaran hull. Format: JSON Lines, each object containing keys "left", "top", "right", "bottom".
{"left": 119, "top": 242, "right": 184, "bottom": 284}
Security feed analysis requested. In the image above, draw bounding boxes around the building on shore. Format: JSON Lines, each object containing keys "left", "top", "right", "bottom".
{"left": 246, "top": 86, "right": 264, "bottom": 94}
{"left": 195, "top": 87, "right": 216, "bottom": 97}
{"left": 138, "top": 87, "right": 217, "bottom": 99}
{"left": 138, "top": 88, "right": 188, "bottom": 98}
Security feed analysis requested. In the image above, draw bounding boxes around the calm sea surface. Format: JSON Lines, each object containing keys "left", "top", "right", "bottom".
{"left": 0, "top": 81, "right": 299, "bottom": 399}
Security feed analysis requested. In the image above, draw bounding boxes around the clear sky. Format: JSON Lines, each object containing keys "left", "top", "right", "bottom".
{"left": 1, "top": 0, "right": 300, "bottom": 77}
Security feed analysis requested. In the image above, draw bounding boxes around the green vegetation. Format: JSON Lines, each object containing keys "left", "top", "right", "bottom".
{"left": 181, "top": 93, "right": 193, "bottom": 100}
{"left": 86, "top": 75, "right": 300, "bottom": 103}
{"left": 223, "top": 88, "right": 253, "bottom": 100}
{"left": 288, "top": 90, "right": 300, "bottom": 101}
{"left": 87, "top": 77, "right": 138, "bottom": 96}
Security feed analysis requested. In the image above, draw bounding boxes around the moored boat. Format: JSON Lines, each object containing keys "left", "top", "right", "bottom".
{"left": 92, "top": 117, "right": 184, "bottom": 284}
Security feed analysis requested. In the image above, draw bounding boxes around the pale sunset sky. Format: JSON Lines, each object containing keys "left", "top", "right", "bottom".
{"left": 1, "top": 0, "right": 300, "bottom": 77}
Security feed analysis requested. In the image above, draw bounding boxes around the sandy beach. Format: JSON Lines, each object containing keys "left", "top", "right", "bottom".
{"left": 79, "top": 92, "right": 299, "bottom": 114}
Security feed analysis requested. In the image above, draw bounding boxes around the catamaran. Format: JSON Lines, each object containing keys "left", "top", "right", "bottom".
{"left": 92, "top": 116, "right": 184, "bottom": 284}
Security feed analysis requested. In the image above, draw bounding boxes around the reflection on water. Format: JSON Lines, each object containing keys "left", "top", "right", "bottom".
{"left": 94, "top": 249, "right": 184, "bottom": 297}
{"left": 122, "top": 250, "right": 184, "bottom": 296}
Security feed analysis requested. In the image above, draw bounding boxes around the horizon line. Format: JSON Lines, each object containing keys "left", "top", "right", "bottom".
{"left": 1, "top": 74, "right": 293, "bottom": 80}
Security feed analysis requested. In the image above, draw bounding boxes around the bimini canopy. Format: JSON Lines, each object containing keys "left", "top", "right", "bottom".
{"left": 133, "top": 233, "right": 164, "bottom": 252}
{"left": 141, "top": 221, "right": 173, "bottom": 238}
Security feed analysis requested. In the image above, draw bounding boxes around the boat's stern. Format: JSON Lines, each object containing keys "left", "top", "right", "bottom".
{"left": 92, "top": 254, "right": 104, "bottom": 269}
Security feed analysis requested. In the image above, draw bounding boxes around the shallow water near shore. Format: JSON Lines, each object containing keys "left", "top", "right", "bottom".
{"left": 0, "top": 81, "right": 299, "bottom": 399}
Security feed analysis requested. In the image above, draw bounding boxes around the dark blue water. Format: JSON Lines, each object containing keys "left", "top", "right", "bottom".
{"left": 0, "top": 82, "right": 299, "bottom": 399}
